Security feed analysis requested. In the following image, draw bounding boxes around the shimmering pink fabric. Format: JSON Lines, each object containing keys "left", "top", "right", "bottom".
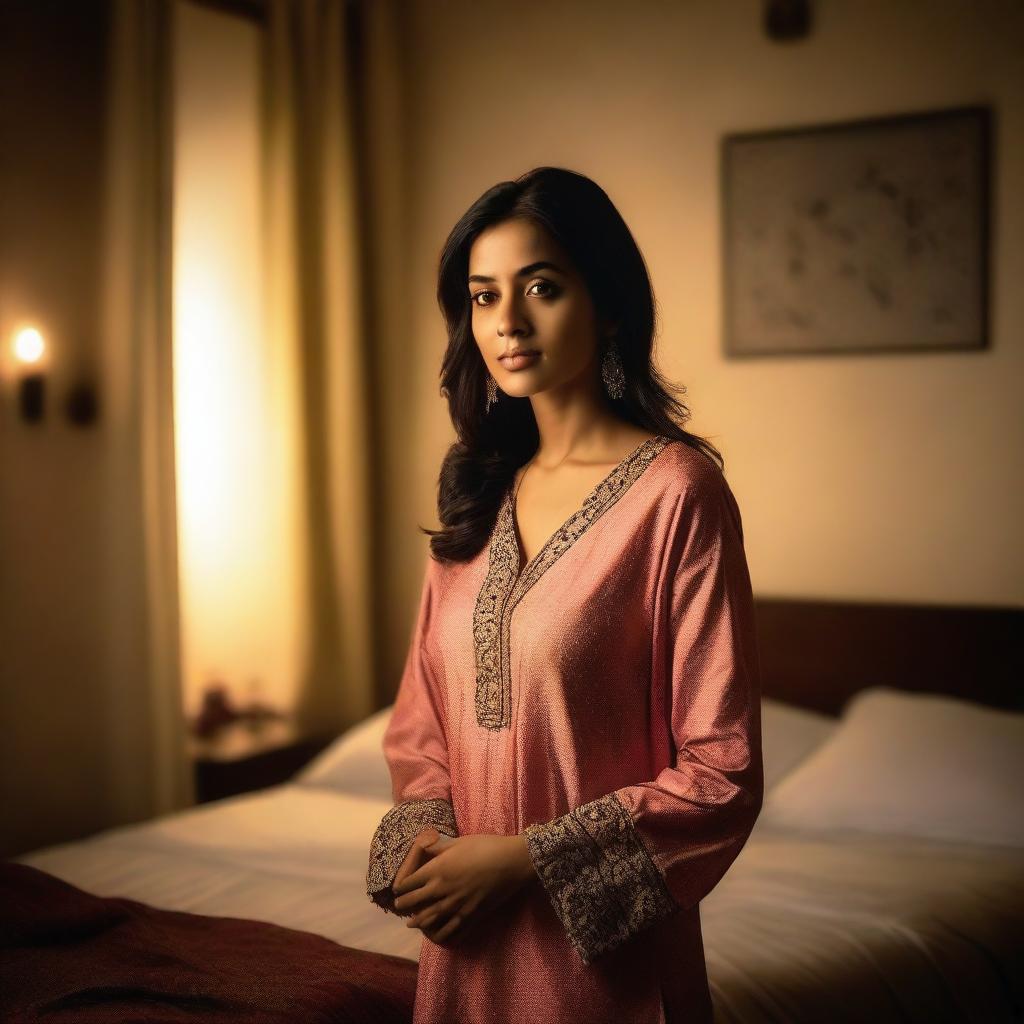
{"left": 376, "top": 439, "right": 763, "bottom": 1024}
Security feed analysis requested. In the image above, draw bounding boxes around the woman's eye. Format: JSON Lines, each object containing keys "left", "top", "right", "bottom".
{"left": 471, "top": 281, "right": 558, "bottom": 306}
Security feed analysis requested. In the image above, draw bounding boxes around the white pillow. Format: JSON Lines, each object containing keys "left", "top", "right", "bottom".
{"left": 295, "top": 705, "right": 394, "bottom": 799}
{"left": 760, "top": 697, "right": 838, "bottom": 791}
{"left": 296, "top": 699, "right": 834, "bottom": 799}
{"left": 760, "top": 686, "right": 1024, "bottom": 847}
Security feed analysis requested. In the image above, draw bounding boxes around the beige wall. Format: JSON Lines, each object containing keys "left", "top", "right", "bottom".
{"left": 391, "top": 0, "right": 1023, "bottom": 618}
{"left": 0, "top": 1, "right": 110, "bottom": 857}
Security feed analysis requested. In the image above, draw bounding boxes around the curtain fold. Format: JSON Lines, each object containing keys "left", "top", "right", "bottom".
{"left": 100, "top": 0, "right": 192, "bottom": 821}
{"left": 263, "top": 0, "right": 381, "bottom": 733}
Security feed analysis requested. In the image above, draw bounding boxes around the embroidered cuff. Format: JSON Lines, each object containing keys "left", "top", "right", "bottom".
{"left": 523, "top": 792, "right": 678, "bottom": 963}
{"left": 366, "top": 797, "right": 459, "bottom": 915}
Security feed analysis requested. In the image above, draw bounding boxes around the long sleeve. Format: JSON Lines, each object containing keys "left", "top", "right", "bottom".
{"left": 523, "top": 464, "right": 763, "bottom": 964}
{"left": 366, "top": 555, "right": 460, "bottom": 915}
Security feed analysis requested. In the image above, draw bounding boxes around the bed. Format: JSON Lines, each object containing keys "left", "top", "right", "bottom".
{"left": 9, "top": 597, "right": 1024, "bottom": 1022}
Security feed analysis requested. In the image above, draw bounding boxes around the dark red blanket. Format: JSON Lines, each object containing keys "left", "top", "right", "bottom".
{"left": 0, "top": 862, "right": 417, "bottom": 1024}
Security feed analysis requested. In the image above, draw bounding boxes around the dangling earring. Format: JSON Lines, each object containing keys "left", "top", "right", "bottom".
{"left": 485, "top": 371, "right": 499, "bottom": 411}
{"left": 601, "top": 341, "right": 625, "bottom": 400}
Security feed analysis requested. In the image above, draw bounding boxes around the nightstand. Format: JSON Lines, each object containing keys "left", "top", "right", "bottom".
{"left": 188, "top": 719, "right": 334, "bottom": 804}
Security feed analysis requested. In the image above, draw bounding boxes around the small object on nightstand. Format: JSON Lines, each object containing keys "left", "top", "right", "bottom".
{"left": 193, "top": 681, "right": 241, "bottom": 738}
{"left": 188, "top": 717, "right": 333, "bottom": 804}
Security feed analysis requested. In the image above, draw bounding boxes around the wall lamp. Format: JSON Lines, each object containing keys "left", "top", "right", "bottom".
{"left": 9, "top": 325, "right": 99, "bottom": 427}
{"left": 13, "top": 326, "right": 46, "bottom": 423}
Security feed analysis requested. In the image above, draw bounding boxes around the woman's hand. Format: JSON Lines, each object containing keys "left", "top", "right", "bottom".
{"left": 392, "top": 826, "right": 443, "bottom": 896}
{"left": 392, "top": 834, "right": 536, "bottom": 947}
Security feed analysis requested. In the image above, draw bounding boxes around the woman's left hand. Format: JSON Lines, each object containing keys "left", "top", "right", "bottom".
{"left": 391, "top": 834, "right": 536, "bottom": 946}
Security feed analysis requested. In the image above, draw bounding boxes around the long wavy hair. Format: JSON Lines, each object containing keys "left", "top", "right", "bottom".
{"left": 422, "top": 166, "right": 723, "bottom": 564}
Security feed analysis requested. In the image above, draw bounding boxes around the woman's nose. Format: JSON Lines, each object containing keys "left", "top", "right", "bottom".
{"left": 497, "top": 296, "right": 529, "bottom": 338}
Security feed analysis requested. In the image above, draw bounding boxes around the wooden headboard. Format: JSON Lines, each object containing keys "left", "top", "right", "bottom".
{"left": 753, "top": 597, "right": 1024, "bottom": 716}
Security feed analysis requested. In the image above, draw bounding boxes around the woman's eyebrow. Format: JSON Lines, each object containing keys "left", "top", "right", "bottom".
{"left": 468, "top": 260, "right": 566, "bottom": 285}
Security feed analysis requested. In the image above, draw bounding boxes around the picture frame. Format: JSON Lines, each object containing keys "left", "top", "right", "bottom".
{"left": 720, "top": 105, "right": 991, "bottom": 358}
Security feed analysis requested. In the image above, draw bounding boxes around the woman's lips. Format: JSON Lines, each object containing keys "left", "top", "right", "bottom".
{"left": 498, "top": 352, "right": 540, "bottom": 371}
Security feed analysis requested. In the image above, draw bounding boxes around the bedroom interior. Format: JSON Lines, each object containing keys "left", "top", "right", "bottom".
{"left": 1, "top": 0, "right": 1022, "bottom": 1021}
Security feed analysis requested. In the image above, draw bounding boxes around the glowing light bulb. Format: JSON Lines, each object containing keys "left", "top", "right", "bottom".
{"left": 13, "top": 327, "right": 45, "bottom": 365}
{"left": 11, "top": 326, "right": 47, "bottom": 423}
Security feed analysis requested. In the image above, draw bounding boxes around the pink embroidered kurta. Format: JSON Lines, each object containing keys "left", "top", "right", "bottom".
{"left": 366, "top": 435, "right": 763, "bottom": 1024}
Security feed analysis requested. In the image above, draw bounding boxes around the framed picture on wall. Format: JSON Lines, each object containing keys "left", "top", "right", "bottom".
{"left": 720, "top": 105, "right": 991, "bottom": 358}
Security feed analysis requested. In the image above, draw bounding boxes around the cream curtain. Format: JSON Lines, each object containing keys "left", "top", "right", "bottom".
{"left": 97, "top": 0, "right": 399, "bottom": 831}
{"left": 264, "top": 0, "right": 401, "bottom": 732}
{"left": 100, "top": 0, "right": 192, "bottom": 820}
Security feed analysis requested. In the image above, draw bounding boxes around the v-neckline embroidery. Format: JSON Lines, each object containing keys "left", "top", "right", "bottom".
{"left": 471, "top": 434, "right": 676, "bottom": 731}
{"left": 508, "top": 435, "right": 667, "bottom": 583}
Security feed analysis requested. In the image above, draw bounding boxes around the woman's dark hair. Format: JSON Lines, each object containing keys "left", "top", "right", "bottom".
{"left": 422, "top": 166, "right": 723, "bottom": 564}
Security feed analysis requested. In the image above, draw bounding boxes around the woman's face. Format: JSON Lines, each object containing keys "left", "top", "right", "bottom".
{"left": 468, "top": 217, "right": 606, "bottom": 401}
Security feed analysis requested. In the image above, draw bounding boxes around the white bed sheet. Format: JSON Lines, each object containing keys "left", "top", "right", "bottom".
{"left": 702, "top": 823, "right": 1024, "bottom": 1024}
{"left": 17, "top": 785, "right": 1024, "bottom": 1023}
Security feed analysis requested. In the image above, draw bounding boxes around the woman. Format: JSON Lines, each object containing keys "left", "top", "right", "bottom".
{"left": 365, "top": 167, "right": 763, "bottom": 1024}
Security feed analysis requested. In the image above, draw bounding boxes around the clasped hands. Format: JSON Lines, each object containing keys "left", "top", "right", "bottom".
{"left": 391, "top": 829, "right": 537, "bottom": 947}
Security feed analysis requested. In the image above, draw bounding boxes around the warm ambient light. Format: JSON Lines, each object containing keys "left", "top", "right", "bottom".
{"left": 13, "top": 327, "right": 45, "bottom": 365}
{"left": 173, "top": 2, "right": 308, "bottom": 721}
